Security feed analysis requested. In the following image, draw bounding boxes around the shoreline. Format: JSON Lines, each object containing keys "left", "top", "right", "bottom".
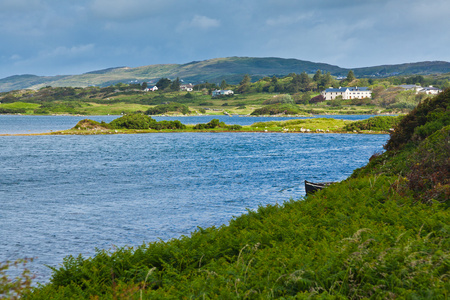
{"left": 0, "top": 129, "right": 390, "bottom": 136}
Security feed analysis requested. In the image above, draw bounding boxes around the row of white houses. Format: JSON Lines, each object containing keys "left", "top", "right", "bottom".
{"left": 321, "top": 84, "right": 443, "bottom": 100}
{"left": 398, "top": 85, "right": 442, "bottom": 95}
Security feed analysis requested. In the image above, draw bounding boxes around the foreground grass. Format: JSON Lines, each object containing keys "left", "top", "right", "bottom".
{"left": 26, "top": 174, "right": 449, "bottom": 299}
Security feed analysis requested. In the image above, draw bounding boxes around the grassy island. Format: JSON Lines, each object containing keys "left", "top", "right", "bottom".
{"left": 43, "top": 114, "right": 400, "bottom": 136}
{"left": 3, "top": 90, "right": 450, "bottom": 299}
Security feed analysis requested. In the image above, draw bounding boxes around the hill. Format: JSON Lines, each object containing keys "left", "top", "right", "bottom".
{"left": 1, "top": 57, "right": 450, "bottom": 92}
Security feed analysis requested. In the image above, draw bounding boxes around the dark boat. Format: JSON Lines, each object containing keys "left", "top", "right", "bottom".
{"left": 305, "top": 180, "right": 334, "bottom": 195}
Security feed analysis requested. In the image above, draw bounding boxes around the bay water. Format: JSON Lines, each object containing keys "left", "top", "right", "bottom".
{"left": 0, "top": 115, "right": 389, "bottom": 283}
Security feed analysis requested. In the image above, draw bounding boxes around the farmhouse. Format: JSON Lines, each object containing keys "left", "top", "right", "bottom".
{"left": 321, "top": 87, "right": 372, "bottom": 100}
{"left": 398, "top": 85, "right": 442, "bottom": 95}
{"left": 212, "top": 89, "right": 234, "bottom": 97}
{"left": 420, "top": 86, "right": 442, "bottom": 95}
{"left": 180, "top": 84, "right": 194, "bottom": 92}
{"left": 144, "top": 85, "right": 158, "bottom": 92}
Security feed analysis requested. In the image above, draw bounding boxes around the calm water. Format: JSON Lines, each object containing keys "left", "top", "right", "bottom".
{"left": 0, "top": 116, "right": 389, "bottom": 283}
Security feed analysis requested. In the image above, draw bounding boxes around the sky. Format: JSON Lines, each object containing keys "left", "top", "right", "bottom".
{"left": 1, "top": 0, "right": 450, "bottom": 79}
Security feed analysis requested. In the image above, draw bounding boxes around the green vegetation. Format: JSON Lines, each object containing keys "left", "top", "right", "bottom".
{"left": 145, "top": 102, "right": 190, "bottom": 115}
{"left": 251, "top": 118, "right": 350, "bottom": 132}
{"left": 5, "top": 90, "right": 450, "bottom": 299}
{"left": 72, "top": 114, "right": 186, "bottom": 133}
{"left": 0, "top": 258, "right": 34, "bottom": 299}
{"left": 250, "top": 103, "right": 306, "bottom": 116}
{"left": 193, "top": 119, "right": 242, "bottom": 131}
{"left": 1, "top": 70, "right": 448, "bottom": 117}
{"left": 343, "top": 116, "right": 403, "bottom": 132}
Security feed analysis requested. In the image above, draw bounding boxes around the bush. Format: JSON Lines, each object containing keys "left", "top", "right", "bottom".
{"left": 109, "top": 114, "right": 157, "bottom": 129}
{"left": 385, "top": 88, "right": 450, "bottom": 150}
{"left": 262, "top": 94, "right": 293, "bottom": 105}
{"left": 250, "top": 103, "right": 303, "bottom": 115}
{"left": 309, "top": 94, "right": 325, "bottom": 104}
{"left": 146, "top": 102, "right": 190, "bottom": 115}
{"left": 193, "top": 119, "right": 228, "bottom": 130}
{"left": 0, "top": 108, "right": 26, "bottom": 114}
{"left": 151, "top": 120, "right": 186, "bottom": 130}
{"left": 344, "top": 116, "right": 403, "bottom": 132}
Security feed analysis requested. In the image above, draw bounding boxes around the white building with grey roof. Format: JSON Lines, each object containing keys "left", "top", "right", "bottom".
{"left": 321, "top": 87, "right": 372, "bottom": 100}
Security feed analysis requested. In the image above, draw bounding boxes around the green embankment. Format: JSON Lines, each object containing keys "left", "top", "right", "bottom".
{"left": 12, "top": 90, "right": 450, "bottom": 298}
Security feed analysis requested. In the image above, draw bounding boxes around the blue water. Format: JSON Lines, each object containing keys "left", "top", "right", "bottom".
{"left": 0, "top": 114, "right": 379, "bottom": 134}
{"left": 0, "top": 116, "right": 389, "bottom": 284}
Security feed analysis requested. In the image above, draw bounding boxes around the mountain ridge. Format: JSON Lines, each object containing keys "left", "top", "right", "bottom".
{"left": 1, "top": 57, "right": 449, "bottom": 92}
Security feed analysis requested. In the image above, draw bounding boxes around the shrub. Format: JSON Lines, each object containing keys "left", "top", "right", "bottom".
{"left": 344, "top": 116, "right": 403, "bottom": 132}
{"left": 193, "top": 119, "right": 226, "bottom": 129}
{"left": 262, "top": 94, "right": 293, "bottom": 105}
{"left": 250, "top": 103, "right": 303, "bottom": 115}
{"left": 146, "top": 102, "right": 190, "bottom": 115}
{"left": 73, "top": 119, "right": 110, "bottom": 130}
{"left": 385, "top": 88, "right": 450, "bottom": 150}
{"left": 0, "top": 258, "right": 34, "bottom": 299}
{"left": 109, "top": 114, "right": 157, "bottom": 129}
{"left": 309, "top": 94, "right": 325, "bottom": 104}
{"left": 0, "top": 108, "right": 26, "bottom": 114}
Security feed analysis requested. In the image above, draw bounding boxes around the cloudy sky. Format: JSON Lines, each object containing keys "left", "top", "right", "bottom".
{"left": 1, "top": 0, "right": 449, "bottom": 79}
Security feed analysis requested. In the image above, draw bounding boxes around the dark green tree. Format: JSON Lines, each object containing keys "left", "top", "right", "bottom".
{"left": 347, "top": 70, "right": 355, "bottom": 82}
{"left": 220, "top": 79, "right": 227, "bottom": 90}
{"left": 156, "top": 78, "right": 171, "bottom": 90}
{"left": 170, "top": 77, "right": 181, "bottom": 92}
{"left": 313, "top": 70, "right": 322, "bottom": 82}
{"left": 237, "top": 74, "right": 251, "bottom": 94}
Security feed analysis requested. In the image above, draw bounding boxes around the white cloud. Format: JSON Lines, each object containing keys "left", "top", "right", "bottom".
{"left": 183, "top": 15, "right": 220, "bottom": 31}
{"left": 43, "top": 44, "right": 95, "bottom": 58}
{"left": 266, "top": 13, "right": 313, "bottom": 26}
{"left": 0, "top": 0, "right": 43, "bottom": 12}
{"left": 89, "top": 0, "right": 173, "bottom": 21}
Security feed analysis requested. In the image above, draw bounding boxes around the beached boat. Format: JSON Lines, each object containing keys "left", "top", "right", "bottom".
{"left": 305, "top": 180, "right": 335, "bottom": 195}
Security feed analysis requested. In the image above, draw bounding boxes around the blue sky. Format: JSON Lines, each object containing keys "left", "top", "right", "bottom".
{"left": 1, "top": 0, "right": 449, "bottom": 79}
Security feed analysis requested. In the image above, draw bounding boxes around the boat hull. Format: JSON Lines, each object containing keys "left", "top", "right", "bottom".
{"left": 305, "top": 180, "right": 334, "bottom": 195}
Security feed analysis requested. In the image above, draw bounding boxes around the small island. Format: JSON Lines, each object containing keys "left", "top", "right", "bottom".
{"left": 46, "top": 114, "right": 401, "bottom": 136}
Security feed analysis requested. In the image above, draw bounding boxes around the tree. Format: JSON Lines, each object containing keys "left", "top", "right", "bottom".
{"left": 313, "top": 70, "right": 322, "bottom": 82}
{"left": 170, "top": 77, "right": 181, "bottom": 92}
{"left": 141, "top": 82, "right": 148, "bottom": 90}
{"left": 237, "top": 74, "right": 251, "bottom": 94}
{"left": 156, "top": 78, "right": 171, "bottom": 90}
{"left": 347, "top": 70, "right": 355, "bottom": 82}
{"left": 220, "top": 79, "right": 227, "bottom": 90}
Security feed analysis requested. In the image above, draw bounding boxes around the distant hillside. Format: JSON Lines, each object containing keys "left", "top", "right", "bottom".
{"left": 354, "top": 61, "right": 450, "bottom": 77}
{"left": 1, "top": 57, "right": 449, "bottom": 92}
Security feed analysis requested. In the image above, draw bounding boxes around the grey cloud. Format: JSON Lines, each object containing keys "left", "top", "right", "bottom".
{"left": 0, "top": 0, "right": 449, "bottom": 78}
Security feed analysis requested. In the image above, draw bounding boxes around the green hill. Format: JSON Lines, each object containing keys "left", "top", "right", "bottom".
{"left": 1, "top": 57, "right": 450, "bottom": 92}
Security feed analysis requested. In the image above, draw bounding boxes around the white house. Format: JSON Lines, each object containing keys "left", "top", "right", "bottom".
{"left": 212, "top": 89, "right": 234, "bottom": 97}
{"left": 398, "top": 85, "right": 442, "bottom": 95}
{"left": 420, "top": 86, "right": 442, "bottom": 95}
{"left": 398, "top": 85, "right": 423, "bottom": 93}
{"left": 180, "top": 84, "right": 194, "bottom": 92}
{"left": 144, "top": 85, "right": 158, "bottom": 92}
{"left": 321, "top": 87, "right": 372, "bottom": 100}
